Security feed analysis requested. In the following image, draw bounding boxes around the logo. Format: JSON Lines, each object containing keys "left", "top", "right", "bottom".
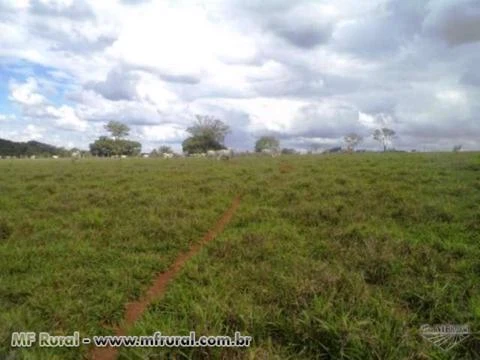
{"left": 420, "top": 324, "right": 471, "bottom": 351}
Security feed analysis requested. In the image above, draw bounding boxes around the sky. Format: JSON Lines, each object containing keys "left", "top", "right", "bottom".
{"left": 0, "top": 0, "right": 479, "bottom": 152}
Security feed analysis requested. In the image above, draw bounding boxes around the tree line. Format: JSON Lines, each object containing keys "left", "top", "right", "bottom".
{"left": 0, "top": 116, "right": 400, "bottom": 158}
{"left": 0, "top": 138, "right": 71, "bottom": 158}
{"left": 90, "top": 117, "right": 401, "bottom": 156}
{"left": 88, "top": 116, "right": 400, "bottom": 157}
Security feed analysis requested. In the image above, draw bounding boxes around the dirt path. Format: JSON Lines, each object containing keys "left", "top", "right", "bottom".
{"left": 90, "top": 195, "right": 242, "bottom": 360}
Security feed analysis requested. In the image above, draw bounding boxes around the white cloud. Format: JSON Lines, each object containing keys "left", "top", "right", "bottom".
{"left": 0, "top": 124, "right": 45, "bottom": 142}
{"left": 9, "top": 78, "right": 47, "bottom": 106}
{"left": 0, "top": 114, "right": 16, "bottom": 121}
{"left": 45, "top": 105, "right": 87, "bottom": 131}
{"left": 0, "top": 0, "right": 479, "bottom": 150}
{"left": 137, "top": 124, "right": 187, "bottom": 143}
{"left": 8, "top": 77, "right": 88, "bottom": 132}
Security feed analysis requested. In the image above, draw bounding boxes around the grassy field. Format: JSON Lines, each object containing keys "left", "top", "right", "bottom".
{"left": 1, "top": 153, "right": 479, "bottom": 359}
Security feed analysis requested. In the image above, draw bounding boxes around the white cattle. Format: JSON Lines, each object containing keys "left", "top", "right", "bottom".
{"left": 206, "top": 150, "right": 217, "bottom": 158}
{"left": 190, "top": 153, "right": 206, "bottom": 158}
{"left": 120, "top": 155, "right": 127, "bottom": 159}
{"left": 52, "top": 155, "right": 59, "bottom": 159}
{"left": 216, "top": 149, "right": 234, "bottom": 160}
{"left": 162, "top": 153, "right": 174, "bottom": 159}
{"left": 204, "top": 149, "right": 234, "bottom": 160}
{"left": 261, "top": 148, "right": 279, "bottom": 157}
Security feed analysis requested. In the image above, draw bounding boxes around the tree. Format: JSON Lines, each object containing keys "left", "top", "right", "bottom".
{"left": 90, "top": 137, "right": 141, "bottom": 157}
{"left": 255, "top": 136, "right": 280, "bottom": 153}
{"left": 158, "top": 145, "right": 173, "bottom": 154}
{"left": 281, "top": 148, "right": 296, "bottom": 155}
{"left": 182, "top": 115, "right": 230, "bottom": 154}
{"left": 344, "top": 133, "right": 363, "bottom": 152}
{"left": 453, "top": 145, "right": 462, "bottom": 153}
{"left": 373, "top": 128, "right": 396, "bottom": 152}
{"left": 90, "top": 120, "right": 141, "bottom": 157}
{"left": 186, "top": 115, "right": 230, "bottom": 144}
{"left": 182, "top": 134, "right": 225, "bottom": 154}
{"left": 120, "top": 139, "right": 142, "bottom": 156}
{"left": 90, "top": 136, "right": 115, "bottom": 157}
{"left": 105, "top": 120, "right": 130, "bottom": 140}
{"left": 151, "top": 146, "right": 174, "bottom": 157}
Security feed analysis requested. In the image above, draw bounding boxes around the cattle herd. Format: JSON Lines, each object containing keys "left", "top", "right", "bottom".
{"left": 0, "top": 148, "right": 284, "bottom": 160}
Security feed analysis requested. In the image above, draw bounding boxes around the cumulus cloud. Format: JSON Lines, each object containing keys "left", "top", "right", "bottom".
{"left": 86, "top": 67, "right": 140, "bottom": 101}
{"left": 0, "top": 124, "right": 45, "bottom": 142}
{"left": 9, "top": 78, "right": 48, "bottom": 106}
{"left": 0, "top": 0, "right": 479, "bottom": 151}
{"left": 9, "top": 77, "right": 88, "bottom": 132}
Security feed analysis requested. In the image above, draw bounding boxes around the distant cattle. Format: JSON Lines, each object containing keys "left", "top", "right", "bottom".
{"left": 52, "top": 155, "right": 59, "bottom": 159}
{"left": 217, "top": 149, "right": 234, "bottom": 160}
{"left": 261, "top": 148, "right": 279, "bottom": 157}
{"left": 190, "top": 153, "right": 207, "bottom": 158}
{"left": 120, "top": 155, "right": 127, "bottom": 159}
{"left": 206, "top": 149, "right": 234, "bottom": 160}
{"left": 206, "top": 150, "right": 217, "bottom": 158}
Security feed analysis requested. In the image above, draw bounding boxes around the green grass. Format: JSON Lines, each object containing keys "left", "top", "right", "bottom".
{"left": 1, "top": 153, "right": 480, "bottom": 359}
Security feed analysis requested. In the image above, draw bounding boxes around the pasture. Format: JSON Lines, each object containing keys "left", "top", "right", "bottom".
{"left": 1, "top": 153, "right": 479, "bottom": 359}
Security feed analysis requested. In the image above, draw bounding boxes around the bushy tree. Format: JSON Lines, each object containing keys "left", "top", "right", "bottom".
{"left": 90, "top": 121, "right": 141, "bottom": 156}
{"left": 255, "top": 136, "right": 280, "bottom": 153}
{"left": 158, "top": 145, "right": 173, "bottom": 154}
{"left": 186, "top": 115, "right": 230, "bottom": 143}
{"left": 281, "top": 148, "right": 296, "bottom": 155}
{"left": 182, "top": 115, "right": 229, "bottom": 154}
{"left": 90, "top": 138, "right": 141, "bottom": 157}
{"left": 373, "top": 128, "right": 396, "bottom": 152}
{"left": 105, "top": 120, "right": 130, "bottom": 140}
{"left": 182, "top": 134, "right": 225, "bottom": 154}
{"left": 90, "top": 136, "right": 114, "bottom": 157}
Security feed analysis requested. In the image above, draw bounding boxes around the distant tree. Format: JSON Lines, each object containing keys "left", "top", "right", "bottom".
{"left": 453, "top": 144, "right": 462, "bottom": 153}
{"left": 281, "top": 148, "right": 296, "bottom": 155}
{"left": 151, "top": 146, "right": 173, "bottom": 157}
{"left": 90, "top": 136, "right": 114, "bottom": 157}
{"left": 182, "top": 115, "right": 229, "bottom": 154}
{"left": 158, "top": 145, "right": 173, "bottom": 154}
{"left": 0, "top": 138, "right": 63, "bottom": 157}
{"left": 90, "top": 121, "right": 141, "bottom": 157}
{"left": 186, "top": 115, "right": 230, "bottom": 144}
{"left": 373, "top": 128, "right": 396, "bottom": 152}
{"left": 90, "top": 136, "right": 141, "bottom": 157}
{"left": 105, "top": 121, "right": 130, "bottom": 140}
{"left": 255, "top": 136, "right": 280, "bottom": 153}
{"left": 182, "top": 134, "right": 225, "bottom": 154}
{"left": 344, "top": 133, "right": 363, "bottom": 152}
{"left": 120, "top": 139, "right": 142, "bottom": 156}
